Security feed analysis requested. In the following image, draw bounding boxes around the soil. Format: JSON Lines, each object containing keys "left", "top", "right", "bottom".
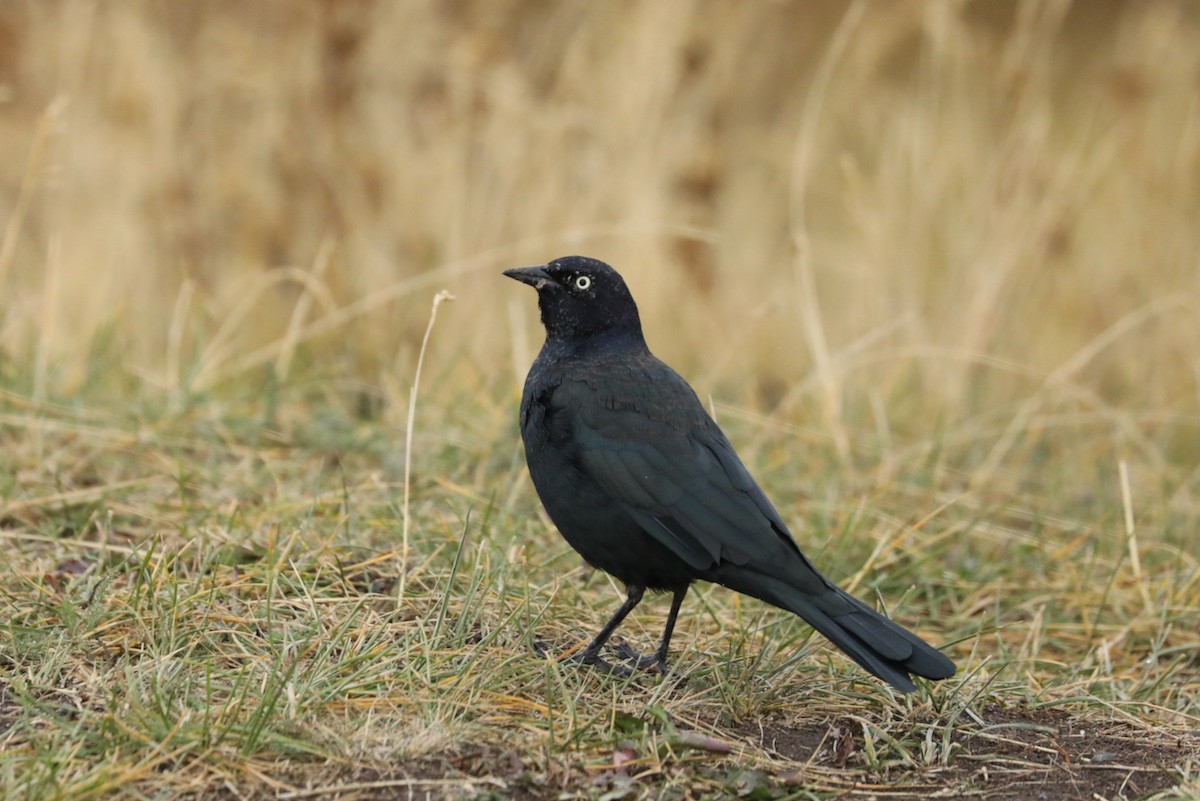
{"left": 737, "top": 705, "right": 1199, "bottom": 800}
{"left": 172, "top": 705, "right": 1200, "bottom": 800}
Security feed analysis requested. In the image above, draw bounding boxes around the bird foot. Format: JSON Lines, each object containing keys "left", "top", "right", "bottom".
{"left": 567, "top": 649, "right": 637, "bottom": 677}
{"left": 611, "top": 641, "right": 670, "bottom": 676}
{"left": 532, "top": 639, "right": 634, "bottom": 677}
{"left": 534, "top": 639, "right": 664, "bottom": 678}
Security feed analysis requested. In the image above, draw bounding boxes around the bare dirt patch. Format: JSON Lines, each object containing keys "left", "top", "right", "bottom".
{"left": 192, "top": 708, "right": 1197, "bottom": 801}
{"left": 738, "top": 706, "right": 1199, "bottom": 800}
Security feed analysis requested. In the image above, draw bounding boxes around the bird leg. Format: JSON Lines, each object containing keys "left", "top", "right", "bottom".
{"left": 554, "top": 585, "right": 647, "bottom": 676}
{"left": 612, "top": 587, "right": 686, "bottom": 675}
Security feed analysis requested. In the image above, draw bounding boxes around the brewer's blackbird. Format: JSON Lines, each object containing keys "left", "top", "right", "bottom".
{"left": 505, "top": 255, "right": 955, "bottom": 692}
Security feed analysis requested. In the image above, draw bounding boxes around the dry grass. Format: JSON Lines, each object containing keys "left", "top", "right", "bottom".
{"left": 2, "top": 1, "right": 1199, "bottom": 799}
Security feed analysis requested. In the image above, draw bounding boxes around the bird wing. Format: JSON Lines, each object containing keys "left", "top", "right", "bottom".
{"left": 564, "top": 361, "right": 820, "bottom": 583}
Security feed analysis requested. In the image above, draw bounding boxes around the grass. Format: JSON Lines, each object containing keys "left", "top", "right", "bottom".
{"left": 3, "top": 1, "right": 1200, "bottom": 799}
{"left": 2, "top": 363, "right": 1196, "bottom": 799}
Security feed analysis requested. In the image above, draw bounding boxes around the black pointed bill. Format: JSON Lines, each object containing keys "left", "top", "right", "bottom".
{"left": 503, "top": 265, "right": 552, "bottom": 289}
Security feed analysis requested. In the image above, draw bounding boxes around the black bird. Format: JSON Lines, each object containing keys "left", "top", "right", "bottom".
{"left": 505, "top": 256, "right": 955, "bottom": 692}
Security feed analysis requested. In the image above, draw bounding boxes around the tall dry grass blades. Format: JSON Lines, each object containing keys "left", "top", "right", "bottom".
{"left": 0, "top": 2, "right": 1193, "bottom": 426}
{"left": 400, "top": 289, "right": 454, "bottom": 599}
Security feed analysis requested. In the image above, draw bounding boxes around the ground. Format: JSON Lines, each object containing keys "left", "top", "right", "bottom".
{"left": 1, "top": 393, "right": 1197, "bottom": 800}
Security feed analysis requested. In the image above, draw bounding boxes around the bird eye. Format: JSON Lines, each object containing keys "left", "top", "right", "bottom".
{"left": 573, "top": 275, "right": 592, "bottom": 291}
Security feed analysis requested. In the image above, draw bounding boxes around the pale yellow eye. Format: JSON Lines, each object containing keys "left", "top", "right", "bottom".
{"left": 574, "top": 275, "right": 592, "bottom": 291}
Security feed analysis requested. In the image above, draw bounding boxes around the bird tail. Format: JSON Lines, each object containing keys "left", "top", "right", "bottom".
{"left": 718, "top": 570, "right": 955, "bottom": 692}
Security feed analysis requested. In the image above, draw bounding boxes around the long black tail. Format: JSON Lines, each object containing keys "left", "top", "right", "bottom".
{"left": 719, "top": 569, "right": 955, "bottom": 692}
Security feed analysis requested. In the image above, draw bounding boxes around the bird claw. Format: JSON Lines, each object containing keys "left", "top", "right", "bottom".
{"left": 611, "top": 641, "right": 670, "bottom": 675}
{"left": 566, "top": 649, "right": 636, "bottom": 677}
{"left": 533, "top": 639, "right": 662, "bottom": 678}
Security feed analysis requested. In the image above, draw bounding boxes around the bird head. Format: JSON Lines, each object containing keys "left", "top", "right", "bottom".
{"left": 504, "top": 256, "right": 644, "bottom": 344}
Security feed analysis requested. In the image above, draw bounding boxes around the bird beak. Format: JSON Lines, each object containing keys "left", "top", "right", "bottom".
{"left": 503, "top": 265, "right": 552, "bottom": 290}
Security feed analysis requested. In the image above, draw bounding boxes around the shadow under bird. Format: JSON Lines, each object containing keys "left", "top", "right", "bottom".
{"left": 504, "top": 256, "right": 955, "bottom": 692}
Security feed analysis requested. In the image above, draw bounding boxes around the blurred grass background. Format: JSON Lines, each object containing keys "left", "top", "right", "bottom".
{"left": 4, "top": 0, "right": 1198, "bottom": 519}
{"left": 2, "top": 0, "right": 1195, "bottom": 406}
{"left": 2, "top": 1, "right": 1200, "bottom": 797}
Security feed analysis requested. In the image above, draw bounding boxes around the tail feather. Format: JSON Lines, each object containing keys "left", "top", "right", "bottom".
{"left": 717, "top": 569, "right": 955, "bottom": 692}
{"left": 837, "top": 608, "right": 912, "bottom": 662}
